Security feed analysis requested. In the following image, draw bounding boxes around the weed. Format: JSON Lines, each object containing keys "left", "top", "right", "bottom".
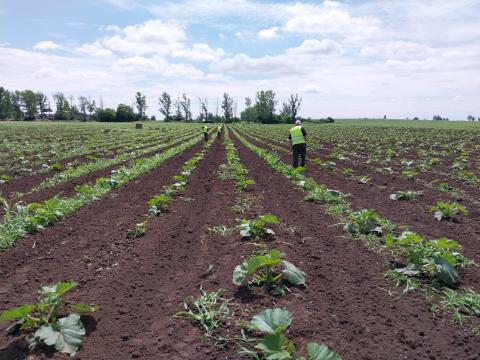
{"left": 430, "top": 201, "right": 468, "bottom": 221}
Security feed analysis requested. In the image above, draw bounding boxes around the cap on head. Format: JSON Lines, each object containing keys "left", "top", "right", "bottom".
{"left": 295, "top": 120, "right": 301, "bottom": 125}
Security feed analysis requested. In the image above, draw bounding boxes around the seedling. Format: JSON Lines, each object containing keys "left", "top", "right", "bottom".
{"left": 208, "top": 225, "right": 233, "bottom": 237}
{"left": 0, "top": 175, "right": 10, "bottom": 184}
{"left": 127, "top": 221, "right": 147, "bottom": 239}
{"left": 49, "top": 163, "right": 62, "bottom": 171}
{"left": 147, "top": 194, "right": 171, "bottom": 215}
{"left": 439, "top": 288, "right": 480, "bottom": 324}
{"left": 0, "top": 281, "right": 97, "bottom": 356}
{"left": 233, "top": 249, "right": 305, "bottom": 295}
{"left": 341, "top": 168, "right": 353, "bottom": 177}
{"left": 356, "top": 175, "right": 371, "bottom": 184}
{"left": 239, "top": 214, "right": 279, "bottom": 239}
{"left": 241, "top": 308, "right": 341, "bottom": 360}
{"left": 401, "top": 170, "right": 418, "bottom": 180}
{"left": 344, "top": 209, "right": 393, "bottom": 236}
{"left": 389, "top": 190, "right": 423, "bottom": 201}
{"left": 430, "top": 201, "right": 468, "bottom": 221}
{"left": 235, "top": 179, "right": 256, "bottom": 191}
{"left": 175, "top": 289, "right": 233, "bottom": 337}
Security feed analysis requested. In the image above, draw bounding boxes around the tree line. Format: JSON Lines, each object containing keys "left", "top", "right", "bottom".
{"left": 0, "top": 85, "right": 312, "bottom": 123}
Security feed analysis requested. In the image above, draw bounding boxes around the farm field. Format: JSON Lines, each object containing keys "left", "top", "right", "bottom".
{"left": 1, "top": 120, "right": 480, "bottom": 360}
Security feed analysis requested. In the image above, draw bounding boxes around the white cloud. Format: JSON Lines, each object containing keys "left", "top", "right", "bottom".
{"left": 164, "top": 63, "right": 204, "bottom": 79}
{"left": 33, "top": 41, "right": 61, "bottom": 51}
{"left": 360, "top": 46, "right": 378, "bottom": 57}
{"left": 258, "top": 27, "right": 279, "bottom": 40}
{"left": 75, "top": 41, "right": 113, "bottom": 57}
{"left": 298, "top": 85, "right": 326, "bottom": 94}
{"left": 171, "top": 43, "right": 226, "bottom": 62}
{"left": 287, "top": 39, "right": 342, "bottom": 56}
{"left": 283, "top": 1, "right": 380, "bottom": 38}
{"left": 96, "top": 0, "right": 135, "bottom": 9}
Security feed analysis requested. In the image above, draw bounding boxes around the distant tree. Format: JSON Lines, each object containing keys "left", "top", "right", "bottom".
{"left": 0, "top": 87, "right": 12, "bottom": 120}
{"left": 150, "top": 115, "right": 156, "bottom": 121}
{"left": 116, "top": 104, "right": 135, "bottom": 122}
{"left": 174, "top": 97, "right": 184, "bottom": 121}
{"left": 413, "top": 117, "right": 419, "bottom": 120}
{"left": 221, "top": 93, "right": 234, "bottom": 123}
{"left": 158, "top": 92, "right": 172, "bottom": 121}
{"left": 467, "top": 115, "right": 475, "bottom": 121}
{"left": 255, "top": 90, "right": 277, "bottom": 123}
{"left": 37, "top": 92, "right": 49, "bottom": 119}
{"left": 19, "top": 90, "right": 39, "bottom": 120}
{"left": 96, "top": 108, "right": 116, "bottom": 122}
{"left": 199, "top": 97, "right": 209, "bottom": 122}
{"left": 87, "top": 98, "right": 96, "bottom": 118}
{"left": 135, "top": 91, "right": 147, "bottom": 120}
{"left": 180, "top": 93, "right": 192, "bottom": 121}
{"left": 78, "top": 96, "right": 89, "bottom": 121}
{"left": 11, "top": 91, "right": 24, "bottom": 120}
{"left": 281, "top": 94, "right": 302, "bottom": 123}
{"left": 245, "top": 97, "right": 252, "bottom": 108}
{"left": 53, "top": 92, "right": 70, "bottom": 120}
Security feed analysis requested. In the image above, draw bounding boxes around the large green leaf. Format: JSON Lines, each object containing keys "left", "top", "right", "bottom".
{"left": 39, "top": 281, "right": 77, "bottom": 297}
{"left": 250, "top": 308, "right": 292, "bottom": 334}
{"left": 282, "top": 261, "right": 306, "bottom": 285}
{"left": 0, "top": 304, "right": 35, "bottom": 321}
{"left": 34, "top": 314, "right": 86, "bottom": 356}
{"left": 304, "top": 342, "right": 342, "bottom": 360}
{"left": 72, "top": 303, "right": 98, "bottom": 314}
{"left": 254, "top": 333, "right": 293, "bottom": 360}
{"left": 260, "top": 214, "right": 279, "bottom": 224}
{"left": 433, "top": 257, "right": 458, "bottom": 287}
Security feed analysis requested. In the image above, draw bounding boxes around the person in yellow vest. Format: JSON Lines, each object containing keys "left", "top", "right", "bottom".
{"left": 217, "top": 124, "right": 222, "bottom": 139}
{"left": 202, "top": 124, "right": 209, "bottom": 142}
{"left": 288, "top": 120, "right": 307, "bottom": 168}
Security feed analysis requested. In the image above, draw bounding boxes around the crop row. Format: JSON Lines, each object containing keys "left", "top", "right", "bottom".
{"left": 0, "top": 133, "right": 204, "bottom": 250}
{"left": 231, "top": 127, "right": 480, "bottom": 333}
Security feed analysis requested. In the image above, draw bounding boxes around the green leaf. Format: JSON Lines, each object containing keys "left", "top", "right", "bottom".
{"left": 0, "top": 304, "right": 35, "bottom": 321}
{"left": 305, "top": 342, "right": 342, "bottom": 360}
{"left": 282, "top": 261, "right": 306, "bottom": 285}
{"left": 433, "top": 257, "right": 458, "bottom": 287}
{"left": 39, "top": 281, "right": 77, "bottom": 297}
{"left": 72, "top": 303, "right": 98, "bottom": 314}
{"left": 35, "top": 314, "right": 86, "bottom": 356}
{"left": 250, "top": 308, "right": 292, "bottom": 334}
{"left": 254, "top": 333, "right": 293, "bottom": 360}
{"left": 261, "top": 214, "right": 279, "bottom": 224}
{"left": 233, "top": 262, "right": 249, "bottom": 285}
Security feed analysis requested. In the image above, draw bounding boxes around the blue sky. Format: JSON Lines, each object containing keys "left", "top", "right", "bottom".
{"left": 0, "top": 0, "right": 479, "bottom": 119}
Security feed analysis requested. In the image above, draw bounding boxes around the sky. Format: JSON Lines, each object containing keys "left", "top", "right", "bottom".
{"left": 0, "top": 0, "right": 479, "bottom": 120}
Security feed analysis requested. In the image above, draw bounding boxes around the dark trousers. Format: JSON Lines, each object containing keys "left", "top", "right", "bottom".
{"left": 292, "top": 143, "right": 306, "bottom": 168}
{"left": 217, "top": 131, "right": 221, "bottom": 139}
{"left": 204, "top": 133, "right": 208, "bottom": 141}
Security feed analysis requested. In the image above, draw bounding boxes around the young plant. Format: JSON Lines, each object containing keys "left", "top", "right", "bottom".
{"left": 147, "top": 194, "right": 171, "bottom": 215}
{"left": 239, "top": 214, "right": 279, "bottom": 239}
{"left": 127, "top": 220, "right": 147, "bottom": 239}
{"left": 235, "top": 179, "right": 256, "bottom": 191}
{"left": 385, "top": 231, "right": 472, "bottom": 287}
{"left": 344, "top": 209, "right": 393, "bottom": 236}
{"left": 439, "top": 288, "right": 480, "bottom": 324}
{"left": 174, "top": 289, "right": 233, "bottom": 337}
{"left": 389, "top": 190, "right": 423, "bottom": 201}
{"left": 430, "top": 201, "right": 468, "bottom": 221}
{"left": 304, "top": 185, "right": 345, "bottom": 205}
{"left": 401, "top": 170, "right": 418, "bottom": 180}
{"left": 233, "top": 249, "right": 305, "bottom": 295}
{"left": 0, "top": 281, "right": 97, "bottom": 356}
{"left": 0, "top": 175, "right": 10, "bottom": 184}
{"left": 341, "top": 168, "right": 353, "bottom": 177}
{"left": 356, "top": 175, "right": 371, "bottom": 184}
{"left": 242, "top": 308, "right": 341, "bottom": 360}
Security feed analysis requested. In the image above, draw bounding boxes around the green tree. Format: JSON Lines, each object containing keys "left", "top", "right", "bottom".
{"left": 20, "top": 90, "right": 39, "bottom": 120}
{"left": 36, "top": 92, "right": 50, "bottom": 119}
{"left": 53, "top": 92, "right": 70, "bottom": 120}
{"left": 11, "top": 91, "right": 24, "bottom": 120}
{"left": 180, "top": 93, "right": 192, "bottom": 121}
{"left": 255, "top": 90, "right": 277, "bottom": 123}
{"left": 158, "top": 92, "right": 172, "bottom": 121}
{"left": 96, "top": 108, "right": 117, "bottom": 122}
{"left": 135, "top": 91, "right": 147, "bottom": 120}
{"left": 221, "top": 92, "right": 234, "bottom": 123}
{"left": 0, "top": 87, "right": 12, "bottom": 120}
{"left": 199, "top": 97, "right": 208, "bottom": 122}
{"left": 174, "top": 98, "right": 184, "bottom": 121}
{"left": 281, "top": 93, "right": 302, "bottom": 123}
{"left": 116, "top": 104, "right": 135, "bottom": 122}
{"left": 78, "top": 96, "right": 89, "bottom": 121}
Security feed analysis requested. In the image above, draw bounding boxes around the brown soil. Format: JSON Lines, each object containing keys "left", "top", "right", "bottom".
{"left": 0, "top": 131, "right": 479, "bottom": 360}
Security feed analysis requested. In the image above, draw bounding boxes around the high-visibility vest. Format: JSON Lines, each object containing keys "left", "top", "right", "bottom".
{"left": 289, "top": 126, "right": 305, "bottom": 145}
{"left": 203, "top": 126, "right": 208, "bottom": 133}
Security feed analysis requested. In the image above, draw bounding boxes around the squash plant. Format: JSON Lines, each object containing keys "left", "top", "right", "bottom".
{"left": 242, "top": 308, "right": 341, "bottom": 360}
{"left": 389, "top": 190, "right": 423, "bottom": 201}
{"left": 233, "top": 249, "right": 305, "bottom": 295}
{"left": 430, "top": 201, "right": 468, "bottom": 221}
{"left": 239, "top": 214, "right": 279, "bottom": 239}
{"left": 385, "top": 231, "right": 473, "bottom": 287}
{"left": 344, "top": 209, "right": 393, "bottom": 236}
{"left": 0, "top": 281, "right": 97, "bottom": 356}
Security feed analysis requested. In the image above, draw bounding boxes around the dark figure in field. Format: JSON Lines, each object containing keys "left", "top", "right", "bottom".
{"left": 217, "top": 125, "right": 222, "bottom": 139}
{"left": 203, "top": 124, "right": 209, "bottom": 142}
{"left": 288, "top": 120, "right": 307, "bottom": 168}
